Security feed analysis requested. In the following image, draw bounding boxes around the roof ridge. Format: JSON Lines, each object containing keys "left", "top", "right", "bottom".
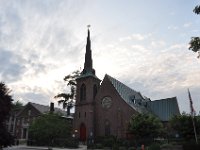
{"left": 29, "top": 102, "right": 49, "bottom": 113}
{"left": 105, "top": 74, "right": 149, "bottom": 113}
{"left": 106, "top": 74, "right": 138, "bottom": 93}
{"left": 29, "top": 102, "right": 49, "bottom": 107}
{"left": 152, "top": 97, "right": 177, "bottom": 102}
{"left": 30, "top": 102, "right": 64, "bottom": 110}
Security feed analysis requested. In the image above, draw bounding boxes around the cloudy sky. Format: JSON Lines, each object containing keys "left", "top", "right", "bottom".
{"left": 0, "top": 0, "right": 199, "bottom": 113}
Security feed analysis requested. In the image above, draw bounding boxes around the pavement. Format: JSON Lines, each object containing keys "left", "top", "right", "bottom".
{"left": 2, "top": 145, "right": 87, "bottom": 150}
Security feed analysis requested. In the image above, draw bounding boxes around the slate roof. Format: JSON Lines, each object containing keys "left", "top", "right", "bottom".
{"left": 30, "top": 102, "right": 66, "bottom": 116}
{"left": 106, "top": 74, "right": 150, "bottom": 113}
{"left": 17, "top": 102, "right": 67, "bottom": 117}
{"left": 147, "top": 97, "right": 180, "bottom": 121}
{"left": 106, "top": 74, "right": 180, "bottom": 121}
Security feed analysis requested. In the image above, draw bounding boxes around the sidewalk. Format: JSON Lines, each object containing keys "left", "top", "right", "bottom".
{"left": 3, "top": 144, "right": 87, "bottom": 150}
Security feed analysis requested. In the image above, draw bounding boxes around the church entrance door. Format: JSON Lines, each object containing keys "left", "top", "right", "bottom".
{"left": 80, "top": 123, "right": 86, "bottom": 142}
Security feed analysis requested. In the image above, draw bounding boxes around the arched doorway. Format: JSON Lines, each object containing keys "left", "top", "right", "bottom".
{"left": 80, "top": 123, "right": 86, "bottom": 142}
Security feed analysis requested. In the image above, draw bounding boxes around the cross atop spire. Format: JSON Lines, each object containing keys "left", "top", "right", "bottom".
{"left": 82, "top": 26, "right": 95, "bottom": 75}
{"left": 87, "top": 24, "right": 91, "bottom": 28}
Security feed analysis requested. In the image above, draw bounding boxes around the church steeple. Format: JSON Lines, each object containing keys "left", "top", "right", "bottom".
{"left": 82, "top": 26, "right": 95, "bottom": 75}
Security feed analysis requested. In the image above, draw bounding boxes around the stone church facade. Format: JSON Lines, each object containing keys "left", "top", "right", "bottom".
{"left": 73, "top": 29, "right": 180, "bottom": 141}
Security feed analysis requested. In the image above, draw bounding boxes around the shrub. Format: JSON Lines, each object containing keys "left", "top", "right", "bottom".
{"left": 148, "top": 143, "right": 160, "bottom": 150}
{"left": 112, "top": 143, "right": 119, "bottom": 150}
{"left": 118, "top": 146, "right": 126, "bottom": 150}
{"left": 128, "top": 147, "right": 136, "bottom": 150}
{"left": 64, "top": 138, "right": 79, "bottom": 148}
{"left": 102, "top": 136, "right": 115, "bottom": 147}
{"left": 183, "top": 143, "right": 200, "bottom": 150}
{"left": 160, "top": 143, "right": 173, "bottom": 149}
{"left": 96, "top": 143, "right": 103, "bottom": 149}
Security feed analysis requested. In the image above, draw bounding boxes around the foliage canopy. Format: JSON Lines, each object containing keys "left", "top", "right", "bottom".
{"left": 170, "top": 113, "right": 200, "bottom": 141}
{"left": 193, "top": 5, "right": 200, "bottom": 14}
{"left": 0, "top": 82, "right": 14, "bottom": 147}
{"left": 54, "top": 70, "right": 80, "bottom": 113}
{"left": 129, "top": 113, "right": 164, "bottom": 140}
{"left": 189, "top": 5, "right": 200, "bottom": 58}
{"left": 29, "top": 113, "right": 72, "bottom": 146}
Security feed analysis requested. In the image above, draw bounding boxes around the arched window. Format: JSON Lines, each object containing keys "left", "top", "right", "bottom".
{"left": 80, "top": 84, "right": 86, "bottom": 101}
{"left": 93, "top": 84, "right": 97, "bottom": 99}
{"left": 105, "top": 120, "right": 110, "bottom": 136}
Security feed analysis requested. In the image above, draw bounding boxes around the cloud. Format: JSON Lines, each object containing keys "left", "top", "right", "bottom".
{"left": 119, "top": 33, "right": 151, "bottom": 42}
{"left": 167, "top": 25, "right": 178, "bottom": 30}
{"left": 0, "top": 0, "right": 199, "bottom": 113}
{"left": 99, "top": 33, "right": 200, "bottom": 112}
{"left": 0, "top": 49, "right": 26, "bottom": 82}
{"left": 183, "top": 22, "right": 192, "bottom": 28}
{"left": 151, "top": 40, "right": 166, "bottom": 48}
{"left": 0, "top": 0, "right": 88, "bottom": 105}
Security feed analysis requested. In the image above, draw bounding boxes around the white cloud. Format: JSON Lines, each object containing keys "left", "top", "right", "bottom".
{"left": 0, "top": 0, "right": 200, "bottom": 113}
{"left": 119, "top": 33, "right": 151, "bottom": 42}
{"left": 168, "top": 25, "right": 178, "bottom": 30}
{"left": 183, "top": 22, "right": 192, "bottom": 28}
{"left": 151, "top": 40, "right": 166, "bottom": 48}
{"left": 131, "top": 34, "right": 149, "bottom": 41}
{"left": 119, "top": 36, "right": 132, "bottom": 42}
{"left": 97, "top": 33, "right": 200, "bottom": 112}
{"left": 0, "top": 0, "right": 87, "bottom": 105}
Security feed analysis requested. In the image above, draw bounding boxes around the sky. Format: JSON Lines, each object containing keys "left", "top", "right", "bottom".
{"left": 0, "top": 0, "right": 200, "bottom": 113}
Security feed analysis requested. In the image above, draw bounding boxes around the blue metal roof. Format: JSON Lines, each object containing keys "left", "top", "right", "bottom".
{"left": 105, "top": 75, "right": 180, "bottom": 121}
{"left": 147, "top": 97, "right": 180, "bottom": 121}
{"left": 106, "top": 74, "right": 150, "bottom": 113}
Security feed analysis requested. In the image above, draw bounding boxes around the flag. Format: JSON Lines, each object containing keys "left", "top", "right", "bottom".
{"left": 188, "top": 89, "right": 195, "bottom": 116}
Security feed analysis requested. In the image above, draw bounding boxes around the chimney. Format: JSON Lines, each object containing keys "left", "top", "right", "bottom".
{"left": 50, "top": 102, "right": 54, "bottom": 113}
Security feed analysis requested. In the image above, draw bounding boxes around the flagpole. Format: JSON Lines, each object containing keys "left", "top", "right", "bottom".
{"left": 191, "top": 114, "right": 198, "bottom": 144}
{"left": 188, "top": 89, "right": 198, "bottom": 144}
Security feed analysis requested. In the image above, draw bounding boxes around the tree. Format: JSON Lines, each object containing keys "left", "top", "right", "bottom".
{"left": 54, "top": 70, "right": 80, "bottom": 115}
{"left": 128, "top": 113, "right": 164, "bottom": 144}
{"left": 12, "top": 100, "right": 23, "bottom": 112}
{"left": 12, "top": 100, "right": 23, "bottom": 109}
{"left": 189, "top": 37, "right": 200, "bottom": 58}
{"left": 193, "top": 5, "right": 200, "bottom": 14}
{"left": 28, "top": 113, "right": 72, "bottom": 147}
{"left": 170, "top": 113, "right": 200, "bottom": 141}
{"left": 0, "top": 82, "right": 14, "bottom": 148}
{"left": 189, "top": 5, "right": 200, "bottom": 58}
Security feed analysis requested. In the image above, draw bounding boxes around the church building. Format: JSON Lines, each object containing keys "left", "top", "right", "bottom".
{"left": 73, "top": 28, "right": 180, "bottom": 142}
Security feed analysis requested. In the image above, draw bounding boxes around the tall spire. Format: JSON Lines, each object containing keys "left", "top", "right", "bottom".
{"left": 82, "top": 25, "right": 95, "bottom": 75}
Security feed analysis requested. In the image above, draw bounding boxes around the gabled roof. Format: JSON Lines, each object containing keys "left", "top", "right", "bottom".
{"left": 147, "top": 97, "right": 180, "bottom": 121}
{"left": 106, "top": 74, "right": 150, "bottom": 113}
{"left": 30, "top": 102, "right": 50, "bottom": 113}
{"left": 30, "top": 102, "right": 66, "bottom": 115}
{"left": 17, "top": 102, "right": 67, "bottom": 117}
{"left": 105, "top": 75, "right": 180, "bottom": 121}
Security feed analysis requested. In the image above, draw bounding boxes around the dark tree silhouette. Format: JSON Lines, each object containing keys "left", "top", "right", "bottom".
{"left": 0, "top": 82, "right": 14, "bottom": 148}
{"left": 189, "top": 5, "right": 200, "bottom": 58}
{"left": 193, "top": 5, "right": 200, "bottom": 14}
{"left": 29, "top": 113, "right": 73, "bottom": 147}
{"left": 128, "top": 113, "right": 164, "bottom": 145}
{"left": 12, "top": 100, "right": 23, "bottom": 110}
{"left": 170, "top": 113, "right": 200, "bottom": 140}
{"left": 54, "top": 70, "right": 80, "bottom": 115}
